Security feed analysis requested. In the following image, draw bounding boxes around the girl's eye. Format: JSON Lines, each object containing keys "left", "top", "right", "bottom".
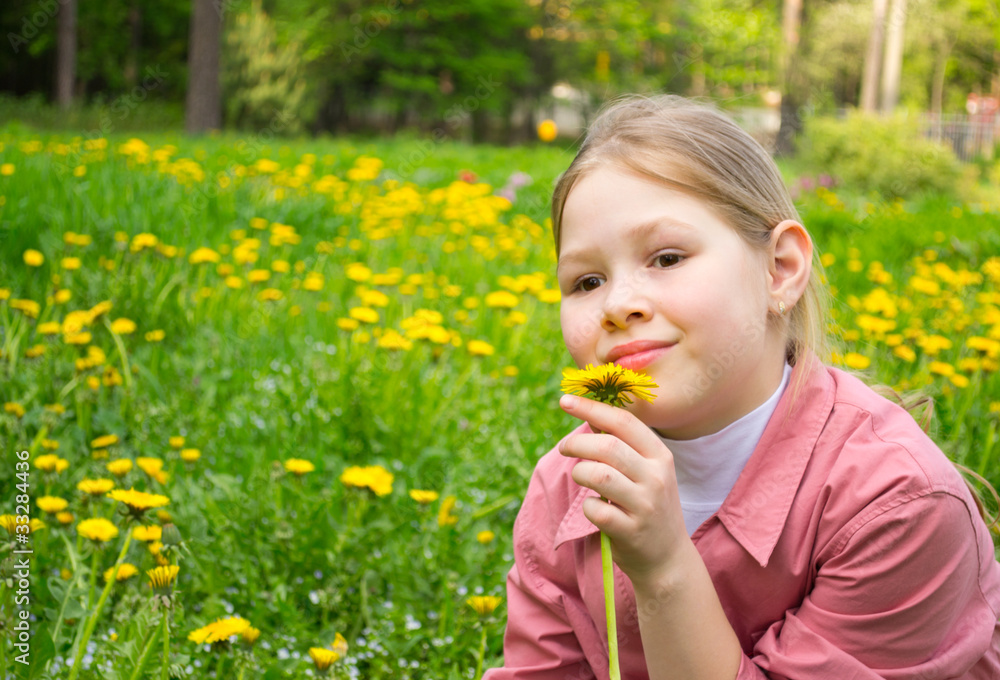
{"left": 576, "top": 276, "right": 603, "bottom": 292}
{"left": 654, "top": 253, "right": 682, "bottom": 268}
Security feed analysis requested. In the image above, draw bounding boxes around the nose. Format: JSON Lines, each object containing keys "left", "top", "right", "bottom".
{"left": 601, "top": 277, "right": 651, "bottom": 331}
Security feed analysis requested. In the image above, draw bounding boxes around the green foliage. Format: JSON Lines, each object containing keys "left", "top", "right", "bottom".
{"left": 800, "top": 112, "right": 963, "bottom": 198}
{"left": 222, "top": 0, "right": 311, "bottom": 134}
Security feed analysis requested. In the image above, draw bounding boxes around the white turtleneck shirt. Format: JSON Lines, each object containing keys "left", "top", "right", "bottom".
{"left": 657, "top": 362, "right": 793, "bottom": 536}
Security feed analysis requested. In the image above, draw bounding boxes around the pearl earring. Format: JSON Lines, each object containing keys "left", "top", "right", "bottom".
{"left": 778, "top": 301, "right": 786, "bottom": 315}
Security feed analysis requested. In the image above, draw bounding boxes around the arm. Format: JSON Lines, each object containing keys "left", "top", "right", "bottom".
{"left": 741, "top": 492, "right": 1000, "bottom": 679}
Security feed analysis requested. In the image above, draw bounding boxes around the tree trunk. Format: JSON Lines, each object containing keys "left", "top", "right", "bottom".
{"left": 879, "top": 0, "right": 906, "bottom": 113}
{"left": 859, "top": 0, "right": 888, "bottom": 112}
{"left": 55, "top": 0, "right": 77, "bottom": 109}
{"left": 124, "top": 3, "right": 142, "bottom": 87}
{"left": 185, "top": 0, "right": 223, "bottom": 133}
{"left": 775, "top": 0, "right": 804, "bottom": 157}
{"left": 931, "top": 42, "right": 952, "bottom": 118}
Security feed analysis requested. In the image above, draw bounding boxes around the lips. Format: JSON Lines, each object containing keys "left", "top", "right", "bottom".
{"left": 606, "top": 340, "right": 675, "bottom": 366}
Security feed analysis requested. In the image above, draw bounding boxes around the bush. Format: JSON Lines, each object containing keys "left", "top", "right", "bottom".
{"left": 800, "top": 112, "right": 963, "bottom": 199}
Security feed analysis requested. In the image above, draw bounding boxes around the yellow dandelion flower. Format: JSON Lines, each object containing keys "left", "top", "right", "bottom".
{"left": 169, "top": 436, "right": 185, "bottom": 449}
{"left": 107, "top": 459, "right": 133, "bottom": 477}
{"left": 61, "top": 257, "right": 82, "bottom": 270}
{"left": 136, "top": 457, "right": 165, "bottom": 478}
{"left": 467, "top": 595, "right": 503, "bottom": 616}
{"left": 41, "top": 439, "right": 59, "bottom": 450}
{"left": 77, "top": 517, "right": 120, "bottom": 543}
{"left": 56, "top": 511, "right": 74, "bottom": 525}
{"left": 240, "top": 626, "right": 261, "bottom": 646}
{"left": 893, "top": 345, "right": 916, "bottom": 362}
{"left": 377, "top": 330, "right": 412, "bottom": 351}
{"left": 467, "top": 340, "right": 495, "bottom": 356}
{"left": 78, "top": 478, "right": 115, "bottom": 495}
{"left": 23, "top": 249, "right": 44, "bottom": 266}
{"left": 4, "top": 402, "right": 25, "bottom": 418}
{"left": 36, "top": 496, "right": 69, "bottom": 514}
{"left": 189, "top": 247, "right": 221, "bottom": 264}
{"left": 247, "top": 269, "right": 271, "bottom": 284}
{"left": 110, "top": 318, "right": 136, "bottom": 334}
{"left": 104, "top": 563, "right": 139, "bottom": 582}
{"left": 929, "top": 361, "right": 956, "bottom": 377}
{"left": 34, "top": 454, "right": 69, "bottom": 473}
{"left": 309, "top": 647, "right": 340, "bottom": 671}
{"left": 437, "top": 495, "right": 459, "bottom": 527}
{"left": 337, "top": 318, "right": 360, "bottom": 331}
{"left": 340, "top": 465, "right": 394, "bottom": 497}
{"left": 180, "top": 448, "right": 201, "bottom": 463}
{"left": 537, "top": 119, "right": 558, "bottom": 142}
{"left": 843, "top": 352, "right": 871, "bottom": 370}
{"left": 409, "top": 489, "right": 440, "bottom": 504}
{"left": 108, "top": 488, "right": 170, "bottom": 515}
{"left": 188, "top": 616, "right": 251, "bottom": 645}
{"left": 147, "top": 565, "right": 180, "bottom": 593}
{"left": 91, "top": 434, "right": 120, "bottom": 448}
{"left": 477, "top": 530, "right": 496, "bottom": 544}
{"left": 349, "top": 307, "right": 379, "bottom": 324}
{"left": 132, "top": 525, "right": 162, "bottom": 542}
{"left": 485, "top": 291, "right": 519, "bottom": 308}
{"left": 283, "top": 458, "right": 316, "bottom": 475}
{"left": 560, "top": 363, "right": 658, "bottom": 408}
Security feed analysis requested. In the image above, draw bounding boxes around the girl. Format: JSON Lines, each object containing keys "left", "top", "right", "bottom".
{"left": 483, "top": 95, "right": 1000, "bottom": 679}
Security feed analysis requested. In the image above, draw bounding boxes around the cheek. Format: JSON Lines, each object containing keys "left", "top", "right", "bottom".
{"left": 560, "top": 302, "right": 596, "bottom": 362}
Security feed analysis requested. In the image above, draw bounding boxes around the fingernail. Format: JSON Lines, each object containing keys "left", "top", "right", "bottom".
{"left": 560, "top": 394, "right": 577, "bottom": 410}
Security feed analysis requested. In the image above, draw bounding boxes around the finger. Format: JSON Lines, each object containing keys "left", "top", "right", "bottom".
{"left": 559, "top": 432, "right": 642, "bottom": 483}
{"left": 570, "top": 460, "right": 636, "bottom": 509}
{"left": 581, "top": 495, "right": 632, "bottom": 537}
{"left": 559, "top": 394, "right": 667, "bottom": 460}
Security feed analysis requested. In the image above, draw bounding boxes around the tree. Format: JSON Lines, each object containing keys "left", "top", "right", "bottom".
{"left": 860, "top": 0, "right": 889, "bottom": 111}
{"left": 880, "top": 0, "right": 907, "bottom": 111}
{"left": 55, "top": 0, "right": 77, "bottom": 108}
{"left": 775, "top": 0, "right": 805, "bottom": 156}
{"left": 185, "top": 0, "right": 222, "bottom": 133}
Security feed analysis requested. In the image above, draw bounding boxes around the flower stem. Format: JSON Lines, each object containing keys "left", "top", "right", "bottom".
{"left": 601, "top": 529, "right": 621, "bottom": 680}
{"left": 474, "top": 624, "right": 487, "bottom": 680}
{"left": 161, "top": 610, "right": 170, "bottom": 680}
{"left": 68, "top": 531, "right": 133, "bottom": 680}
{"left": 128, "top": 625, "right": 160, "bottom": 680}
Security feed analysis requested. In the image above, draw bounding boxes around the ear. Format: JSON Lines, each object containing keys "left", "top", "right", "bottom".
{"left": 768, "top": 220, "right": 813, "bottom": 312}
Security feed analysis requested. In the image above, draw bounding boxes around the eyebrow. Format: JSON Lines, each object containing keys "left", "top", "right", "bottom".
{"left": 557, "top": 217, "right": 696, "bottom": 273}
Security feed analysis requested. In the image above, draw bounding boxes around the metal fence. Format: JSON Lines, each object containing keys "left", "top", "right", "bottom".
{"left": 919, "top": 113, "right": 999, "bottom": 162}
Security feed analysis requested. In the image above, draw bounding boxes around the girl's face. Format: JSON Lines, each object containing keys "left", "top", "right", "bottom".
{"left": 557, "top": 166, "right": 790, "bottom": 440}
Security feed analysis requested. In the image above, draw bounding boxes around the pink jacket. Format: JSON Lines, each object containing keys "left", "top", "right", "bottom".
{"left": 485, "top": 359, "right": 1000, "bottom": 679}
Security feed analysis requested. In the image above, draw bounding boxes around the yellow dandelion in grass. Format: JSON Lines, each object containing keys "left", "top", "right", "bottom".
{"left": 283, "top": 458, "right": 315, "bottom": 476}
{"left": 77, "top": 517, "right": 120, "bottom": 543}
{"left": 56, "top": 511, "right": 74, "bottom": 525}
{"left": 0, "top": 515, "right": 45, "bottom": 536}
{"left": 485, "top": 290, "right": 519, "bottom": 308}
{"left": 147, "top": 565, "right": 180, "bottom": 594}
{"left": 377, "top": 330, "right": 413, "bottom": 351}
{"left": 36, "top": 496, "right": 69, "bottom": 514}
{"left": 169, "top": 436, "right": 185, "bottom": 449}
{"left": 349, "top": 306, "right": 380, "bottom": 324}
{"left": 467, "top": 340, "right": 495, "bottom": 357}
{"left": 91, "top": 434, "right": 120, "bottom": 448}
{"left": 110, "top": 318, "right": 136, "bottom": 334}
{"left": 78, "top": 478, "right": 115, "bottom": 495}
{"left": 188, "top": 247, "right": 221, "bottom": 264}
{"left": 4, "top": 402, "right": 25, "bottom": 418}
{"left": 180, "top": 448, "right": 201, "bottom": 463}
{"left": 107, "top": 459, "right": 133, "bottom": 477}
{"left": 108, "top": 488, "right": 170, "bottom": 519}
{"left": 337, "top": 318, "right": 360, "bottom": 331}
{"left": 188, "top": 616, "right": 251, "bottom": 645}
{"left": 23, "top": 249, "right": 44, "bottom": 266}
{"left": 136, "top": 457, "right": 168, "bottom": 483}
{"left": 561, "top": 363, "right": 658, "bottom": 408}
{"left": 340, "top": 465, "right": 394, "bottom": 497}
{"left": 240, "top": 626, "right": 261, "bottom": 647}
{"left": 34, "top": 454, "right": 69, "bottom": 473}
{"left": 309, "top": 647, "right": 341, "bottom": 671}
{"left": 104, "top": 563, "right": 138, "bottom": 582}
{"left": 437, "top": 495, "right": 459, "bottom": 527}
{"left": 40, "top": 439, "right": 59, "bottom": 451}
{"left": 843, "top": 352, "right": 871, "bottom": 370}
{"left": 409, "top": 489, "right": 440, "bottom": 505}
{"left": 467, "top": 595, "right": 503, "bottom": 616}
{"left": 477, "top": 530, "right": 495, "bottom": 544}
{"left": 132, "top": 525, "right": 162, "bottom": 542}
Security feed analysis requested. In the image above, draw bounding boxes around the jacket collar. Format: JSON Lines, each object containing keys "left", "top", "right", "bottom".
{"left": 553, "top": 353, "right": 835, "bottom": 567}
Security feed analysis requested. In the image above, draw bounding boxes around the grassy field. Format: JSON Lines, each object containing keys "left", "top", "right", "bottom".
{"left": 0, "top": 124, "right": 998, "bottom": 679}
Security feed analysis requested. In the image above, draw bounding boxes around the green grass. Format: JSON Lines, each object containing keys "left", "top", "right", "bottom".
{"left": 0, "top": 122, "right": 998, "bottom": 679}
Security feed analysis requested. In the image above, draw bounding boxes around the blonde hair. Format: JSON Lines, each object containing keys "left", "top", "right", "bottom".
{"left": 551, "top": 94, "right": 830, "bottom": 380}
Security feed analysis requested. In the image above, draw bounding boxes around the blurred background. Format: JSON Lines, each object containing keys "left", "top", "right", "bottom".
{"left": 1, "top": 0, "right": 998, "bottom": 162}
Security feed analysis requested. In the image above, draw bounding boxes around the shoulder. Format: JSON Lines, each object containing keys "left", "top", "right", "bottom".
{"left": 514, "top": 422, "right": 590, "bottom": 539}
